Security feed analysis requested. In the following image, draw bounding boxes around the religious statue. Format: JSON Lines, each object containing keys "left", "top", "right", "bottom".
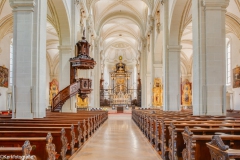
{"left": 116, "top": 78, "right": 125, "bottom": 93}
{"left": 152, "top": 78, "right": 163, "bottom": 107}
{"left": 49, "top": 79, "right": 59, "bottom": 106}
{"left": 181, "top": 79, "right": 192, "bottom": 106}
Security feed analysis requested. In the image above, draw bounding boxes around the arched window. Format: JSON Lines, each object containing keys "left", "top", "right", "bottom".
{"left": 226, "top": 38, "right": 231, "bottom": 85}
{"left": 9, "top": 38, "right": 13, "bottom": 86}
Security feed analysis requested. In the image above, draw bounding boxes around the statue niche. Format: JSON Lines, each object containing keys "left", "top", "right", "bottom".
{"left": 152, "top": 78, "right": 163, "bottom": 107}
{"left": 181, "top": 79, "right": 192, "bottom": 106}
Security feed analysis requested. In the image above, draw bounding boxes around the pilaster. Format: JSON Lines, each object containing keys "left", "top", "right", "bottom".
{"left": 92, "top": 38, "right": 100, "bottom": 108}
{"left": 163, "top": 0, "right": 180, "bottom": 111}
{"left": 10, "top": 0, "right": 47, "bottom": 119}
{"left": 141, "top": 41, "right": 147, "bottom": 108}
{"left": 58, "top": 45, "right": 76, "bottom": 112}
{"left": 192, "top": 0, "right": 229, "bottom": 115}
{"left": 164, "top": 45, "right": 181, "bottom": 111}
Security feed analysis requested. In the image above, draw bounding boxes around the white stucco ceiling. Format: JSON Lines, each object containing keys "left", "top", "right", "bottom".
{"left": 94, "top": 0, "right": 148, "bottom": 69}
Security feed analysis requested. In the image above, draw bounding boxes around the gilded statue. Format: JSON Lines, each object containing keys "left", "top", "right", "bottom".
{"left": 181, "top": 79, "right": 192, "bottom": 106}
{"left": 152, "top": 78, "right": 163, "bottom": 106}
{"left": 76, "top": 95, "right": 88, "bottom": 107}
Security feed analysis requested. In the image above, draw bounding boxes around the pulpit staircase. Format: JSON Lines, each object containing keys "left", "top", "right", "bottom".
{"left": 51, "top": 81, "right": 79, "bottom": 112}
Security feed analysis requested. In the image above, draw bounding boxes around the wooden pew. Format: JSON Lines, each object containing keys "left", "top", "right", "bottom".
{"left": 0, "top": 137, "right": 46, "bottom": 159}
{"left": 0, "top": 133, "right": 58, "bottom": 160}
{"left": 0, "top": 123, "right": 86, "bottom": 158}
{"left": 206, "top": 135, "right": 240, "bottom": 160}
{"left": 182, "top": 127, "right": 240, "bottom": 160}
{"left": 0, "top": 111, "right": 107, "bottom": 159}
{"left": 0, "top": 140, "right": 37, "bottom": 160}
{"left": 132, "top": 109, "right": 240, "bottom": 160}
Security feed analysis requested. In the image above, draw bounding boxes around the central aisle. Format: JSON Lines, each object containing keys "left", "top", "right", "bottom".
{"left": 72, "top": 114, "right": 161, "bottom": 160}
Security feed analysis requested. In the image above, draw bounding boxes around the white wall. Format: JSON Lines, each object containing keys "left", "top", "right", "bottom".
{"left": 0, "top": 34, "right": 12, "bottom": 110}
{"left": 46, "top": 60, "right": 50, "bottom": 107}
{"left": 0, "top": 88, "right": 8, "bottom": 110}
{"left": 228, "top": 33, "right": 240, "bottom": 110}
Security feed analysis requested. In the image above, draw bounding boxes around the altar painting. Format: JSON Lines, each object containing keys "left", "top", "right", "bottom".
{"left": 233, "top": 66, "right": 240, "bottom": 88}
{"left": 115, "top": 78, "right": 126, "bottom": 93}
{"left": 152, "top": 78, "right": 163, "bottom": 106}
{"left": 0, "top": 66, "right": 8, "bottom": 88}
{"left": 181, "top": 79, "right": 192, "bottom": 106}
{"left": 49, "top": 79, "right": 59, "bottom": 106}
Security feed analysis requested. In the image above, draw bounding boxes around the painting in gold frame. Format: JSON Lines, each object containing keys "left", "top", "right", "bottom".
{"left": 233, "top": 66, "right": 240, "bottom": 88}
{"left": 152, "top": 78, "right": 163, "bottom": 106}
{"left": 181, "top": 79, "right": 192, "bottom": 106}
{"left": 0, "top": 66, "right": 8, "bottom": 88}
{"left": 49, "top": 79, "right": 59, "bottom": 106}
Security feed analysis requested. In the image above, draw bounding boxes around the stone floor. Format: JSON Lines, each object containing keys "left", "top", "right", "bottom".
{"left": 72, "top": 114, "right": 161, "bottom": 160}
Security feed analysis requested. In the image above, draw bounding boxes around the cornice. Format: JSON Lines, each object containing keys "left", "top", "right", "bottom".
{"left": 167, "top": 45, "right": 182, "bottom": 52}
{"left": 9, "top": 0, "right": 35, "bottom": 11}
{"left": 58, "top": 45, "right": 72, "bottom": 53}
{"left": 203, "top": 0, "right": 230, "bottom": 9}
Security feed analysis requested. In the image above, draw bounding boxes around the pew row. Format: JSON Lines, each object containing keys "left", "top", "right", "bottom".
{"left": 0, "top": 110, "right": 108, "bottom": 159}
{"left": 132, "top": 109, "right": 240, "bottom": 160}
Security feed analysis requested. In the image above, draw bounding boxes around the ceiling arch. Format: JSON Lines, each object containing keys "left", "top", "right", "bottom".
{"left": 0, "top": 0, "right": 6, "bottom": 15}
{"left": 50, "top": 0, "right": 70, "bottom": 45}
{"left": 0, "top": 14, "right": 13, "bottom": 41}
{"left": 97, "top": 11, "right": 144, "bottom": 36}
{"left": 89, "top": 0, "right": 151, "bottom": 11}
{"left": 103, "top": 31, "right": 139, "bottom": 45}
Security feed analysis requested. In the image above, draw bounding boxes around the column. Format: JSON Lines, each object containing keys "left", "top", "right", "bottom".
{"left": 140, "top": 42, "right": 147, "bottom": 108}
{"left": 58, "top": 45, "right": 76, "bottom": 112}
{"left": 166, "top": 45, "right": 181, "bottom": 111}
{"left": 92, "top": 38, "right": 100, "bottom": 108}
{"left": 162, "top": 0, "right": 181, "bottom": 111}
{"left": 146, "top": 36, "right": 154, "bottom": 108}
{"left": 192, "top": 0, "right": 229, "bottom": 115}
{"left": 10, "top": 0, "right": 47, "bottom": 119}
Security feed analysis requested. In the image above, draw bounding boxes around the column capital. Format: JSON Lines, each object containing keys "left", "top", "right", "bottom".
{"left": 9, "top": 0, "right": 35, "bottom": 12}
{"left": 58, "top": 45, "right": 72, "bottom": 53}
{"left": 167, "top": 45, "right": 182, "bottom": 52}
{"left": 203, "top": 0, "right": 229, "bottom": 9}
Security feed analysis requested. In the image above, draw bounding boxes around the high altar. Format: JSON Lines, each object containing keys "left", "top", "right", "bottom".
{"left": 152, "top": 78, "right": 163, "bottom": 107}
{"left": 109, "top": 56, "right": 131, "bottom": 107}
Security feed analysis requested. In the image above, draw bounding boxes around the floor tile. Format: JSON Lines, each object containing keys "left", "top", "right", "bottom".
{"left": 72, "top": 114, "right": 162, "bottom": 160}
